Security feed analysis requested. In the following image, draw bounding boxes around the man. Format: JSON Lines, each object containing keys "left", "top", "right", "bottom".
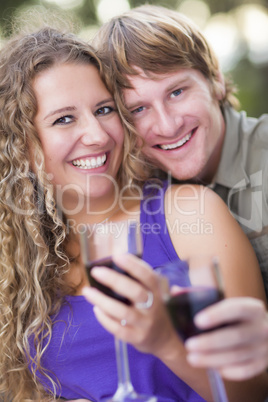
{"left": 95, "top": 5, "right": 268, "bottom": 289}
{"left": 94, "top": 5, "right": 268, "bottom": 383}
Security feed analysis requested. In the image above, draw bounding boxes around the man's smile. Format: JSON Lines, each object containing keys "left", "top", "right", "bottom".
{"left": 155, "top": 128, "right": 196, "bottom": 150}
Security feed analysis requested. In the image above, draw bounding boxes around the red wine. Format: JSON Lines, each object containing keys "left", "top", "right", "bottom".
{"left": 167, "top": 287, "right": 224, "bottom": 340}
{"left": 86, "top": 255, "right": 141, "bottom": 305}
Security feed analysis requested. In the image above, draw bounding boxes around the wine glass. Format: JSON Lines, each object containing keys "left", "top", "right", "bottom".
{"left": 156, "top": 255, "right": 229, "bottom": 402}
{"left": 80, "top": 219, "right": 157, "bottom": 402}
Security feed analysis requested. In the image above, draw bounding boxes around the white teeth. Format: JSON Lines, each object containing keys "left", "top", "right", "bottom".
{"left": 72, "top": 154, "right": 106, "bottom": 169}
{"left": 159, "top": 132, "right": 192, "bottom": 150}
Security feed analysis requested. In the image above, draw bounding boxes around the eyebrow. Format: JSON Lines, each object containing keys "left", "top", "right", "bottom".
{"left": 44, "top": 106, "right": 76, "bottom": 120}
{"left": 166, "top": 77, "right": 189, "bottom": 92}
{"left": 44, "top": 97, "right": 115, "bottom": 120}
{"left": 124, "top": 77, "right": 190, "bottom": 110}
{"left": 96, "top": 97, "right": 114, "bottom": 107}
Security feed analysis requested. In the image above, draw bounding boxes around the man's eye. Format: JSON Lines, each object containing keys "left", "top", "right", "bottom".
{"left": 171, "top": 88, "right": 183, "bottom": 98}
{"left": 95, "top": 106, "right": 114, "bottom": 116}
{"left": 131, "top": 106, "right": 145, "bottom": 114}
{"left": 53, "top": 115, "right": 73, "bottom": 125}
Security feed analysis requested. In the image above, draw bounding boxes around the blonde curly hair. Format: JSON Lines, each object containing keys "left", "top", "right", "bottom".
{"left": 0, "top": 24, "right": 149, "bottom": 401}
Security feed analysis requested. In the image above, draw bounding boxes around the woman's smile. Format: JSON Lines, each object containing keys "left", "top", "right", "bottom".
{"left": 71, "top": 153, "right": 107, "bottom": 169}
{"left": 33, "top": 62, "right": 124, "bottom": 204}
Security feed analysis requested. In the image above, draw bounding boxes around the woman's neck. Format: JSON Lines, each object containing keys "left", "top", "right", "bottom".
{"left": 65, "top": 193, "right": 141, "bottom": 234}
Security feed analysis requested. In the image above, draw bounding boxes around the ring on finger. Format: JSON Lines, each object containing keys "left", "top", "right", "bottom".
{"left": 135, "top": 290, "right": 154, "bottom": 310}
{"left": 121, "top": 319, "right": 127, "bottom": 326}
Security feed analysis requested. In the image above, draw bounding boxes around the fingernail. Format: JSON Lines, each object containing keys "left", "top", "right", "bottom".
{"left": 194, "top": 312, "right": 210, "bottom": 327}
{"left": 185, "top": 338, "right": 198, "bottom": 350}
{"left": 90, "top": 267, "right": 106, "bottom": 278}
{"left": 93, "top": 305, "right": 101, "bottom": 315}
{"left": 82, "top": 286, "right": 98, "bottom": 300}
{"left": 187, "top": 353, "right": 199, "bottom": 365}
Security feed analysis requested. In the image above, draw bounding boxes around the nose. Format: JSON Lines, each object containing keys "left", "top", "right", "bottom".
{"left": 152, "top": 105, "right": 181, "bottom": 138}
{"left": 80, "top": 116, "right": 109, "bottom": 147}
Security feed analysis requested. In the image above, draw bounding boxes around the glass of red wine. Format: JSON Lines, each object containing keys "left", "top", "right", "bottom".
{"left": 156, "top": 255, "right": 229, "bottom": 402}
{"left": 80, "top": 219, "right": 157, "bottom": 402}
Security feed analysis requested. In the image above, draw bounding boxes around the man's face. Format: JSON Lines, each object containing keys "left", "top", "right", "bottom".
{"left": 123, "top": 67, "right": 225, "bottom": 183}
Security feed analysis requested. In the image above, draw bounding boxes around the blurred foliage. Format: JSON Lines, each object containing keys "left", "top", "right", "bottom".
{"left": 76, "top": 0, "right": 97, "bottom": 26}
{"left": 0, "top": 0, "right": 267, "bottom": 117}
{"left": 232, "top": 60, "right": 268, "bottom": 117}
{"left": 1, "top": 0, "right": 268, "bottom": 31}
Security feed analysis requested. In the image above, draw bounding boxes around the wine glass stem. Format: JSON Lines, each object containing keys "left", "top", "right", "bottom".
{"left": 114, "top": 337, "right": 135, "bottom": 394}
{"left": 207, "top": 368, "right": 229, "bottom": 402}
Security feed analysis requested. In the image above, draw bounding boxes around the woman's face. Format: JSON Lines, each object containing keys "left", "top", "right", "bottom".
{"left": 33, "top": 62, "right": 124, "bottom": 212}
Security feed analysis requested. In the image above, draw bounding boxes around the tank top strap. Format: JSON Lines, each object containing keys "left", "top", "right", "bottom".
{"left": 140, "top": 179, "right": 179, "bottom": 268}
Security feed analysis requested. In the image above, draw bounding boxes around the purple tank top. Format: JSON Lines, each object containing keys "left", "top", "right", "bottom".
{"left": 29, "top": 180, "right": 205, "bottom": 402}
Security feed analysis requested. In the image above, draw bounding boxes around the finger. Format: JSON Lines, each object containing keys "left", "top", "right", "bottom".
{"left": 92, "top": 305, "right": 130, "bottom": 340}
{"left": 82, "top": 286, "right": 133, "bottom": 322}
{"left": 185, "top": 320, "right": 268, "bottom": 351}
{"left": 220, "top": 358, "right": 268, "bottom": 381}
{"left": 90, "top": 266, "right": 154, "bottom": 307}
{"left": 194, "top": 298, "right": 266, "bottom": 329}
{"left": 82, "top": 285, "right": 152, "bottom": 332}
{"left": 93, "top": 305, "right": 150, "bottom": 346}
{"left": 187, "top": 341, "right": 268, "bottom": 368}
{"left": 113, "top": 253, "right": 158, "bottom": 287}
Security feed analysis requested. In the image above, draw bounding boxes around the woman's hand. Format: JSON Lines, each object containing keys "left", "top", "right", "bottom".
{"left": 185, "top": 297, "right": 268, "bottom": 380}
{"left": 82, "top": 253, "right": 180, "bottom": 358}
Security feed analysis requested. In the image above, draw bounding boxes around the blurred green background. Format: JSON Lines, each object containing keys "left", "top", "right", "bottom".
{"left": 1, "top": 0, "right": 267, "bottom": 117}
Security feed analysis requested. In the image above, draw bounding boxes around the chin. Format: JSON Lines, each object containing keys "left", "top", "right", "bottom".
{"left": 170, "top": 165, "right": 205, "bottom": 182}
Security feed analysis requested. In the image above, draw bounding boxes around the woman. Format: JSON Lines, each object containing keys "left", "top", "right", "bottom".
{"left": 0, "top": 24, "right": 267, "bottom": 402}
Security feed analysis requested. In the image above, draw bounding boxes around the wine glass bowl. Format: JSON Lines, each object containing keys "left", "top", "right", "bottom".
{"left": 156, "top": 255, "right": 229, "bottom": 402}
{"left": 80, "top": 219, "right": 157, "bottom": 402}
{"left": 80, "top": 221, "right": 142, "bottom": 305}
{"left": 164, "top": 256, "right": 225, "bottom": 341}
{"left": 167, "top": 286, "right": 224, "bottom": 341}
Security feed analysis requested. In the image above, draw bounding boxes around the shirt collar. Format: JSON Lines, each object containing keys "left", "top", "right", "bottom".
{"left": 212, "top": 106, "right": 250, "bottom": 189}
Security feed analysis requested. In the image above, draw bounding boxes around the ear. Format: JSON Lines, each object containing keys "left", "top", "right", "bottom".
{"left": 214, "top": 70, "right": 226, "bottom": 100}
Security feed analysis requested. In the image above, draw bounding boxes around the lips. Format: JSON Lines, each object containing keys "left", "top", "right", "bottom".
{"left": 156, "top": 129, "right": 196, "bottom": 150}
{"left": 72, "top": 153, "right": 107, "bottom": 169}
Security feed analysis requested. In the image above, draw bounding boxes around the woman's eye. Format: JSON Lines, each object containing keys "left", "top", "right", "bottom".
{"left": 53, "top": 115, "right": 73, "bottom": 125}
{"left": 170, "top": 88, "right": 183, "bottom": 98}
{"left": 95, "top": 106, "right": 114, "bottom": 116}
{"left": 131, "top": 106, "right": 145, "bottom": 115}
